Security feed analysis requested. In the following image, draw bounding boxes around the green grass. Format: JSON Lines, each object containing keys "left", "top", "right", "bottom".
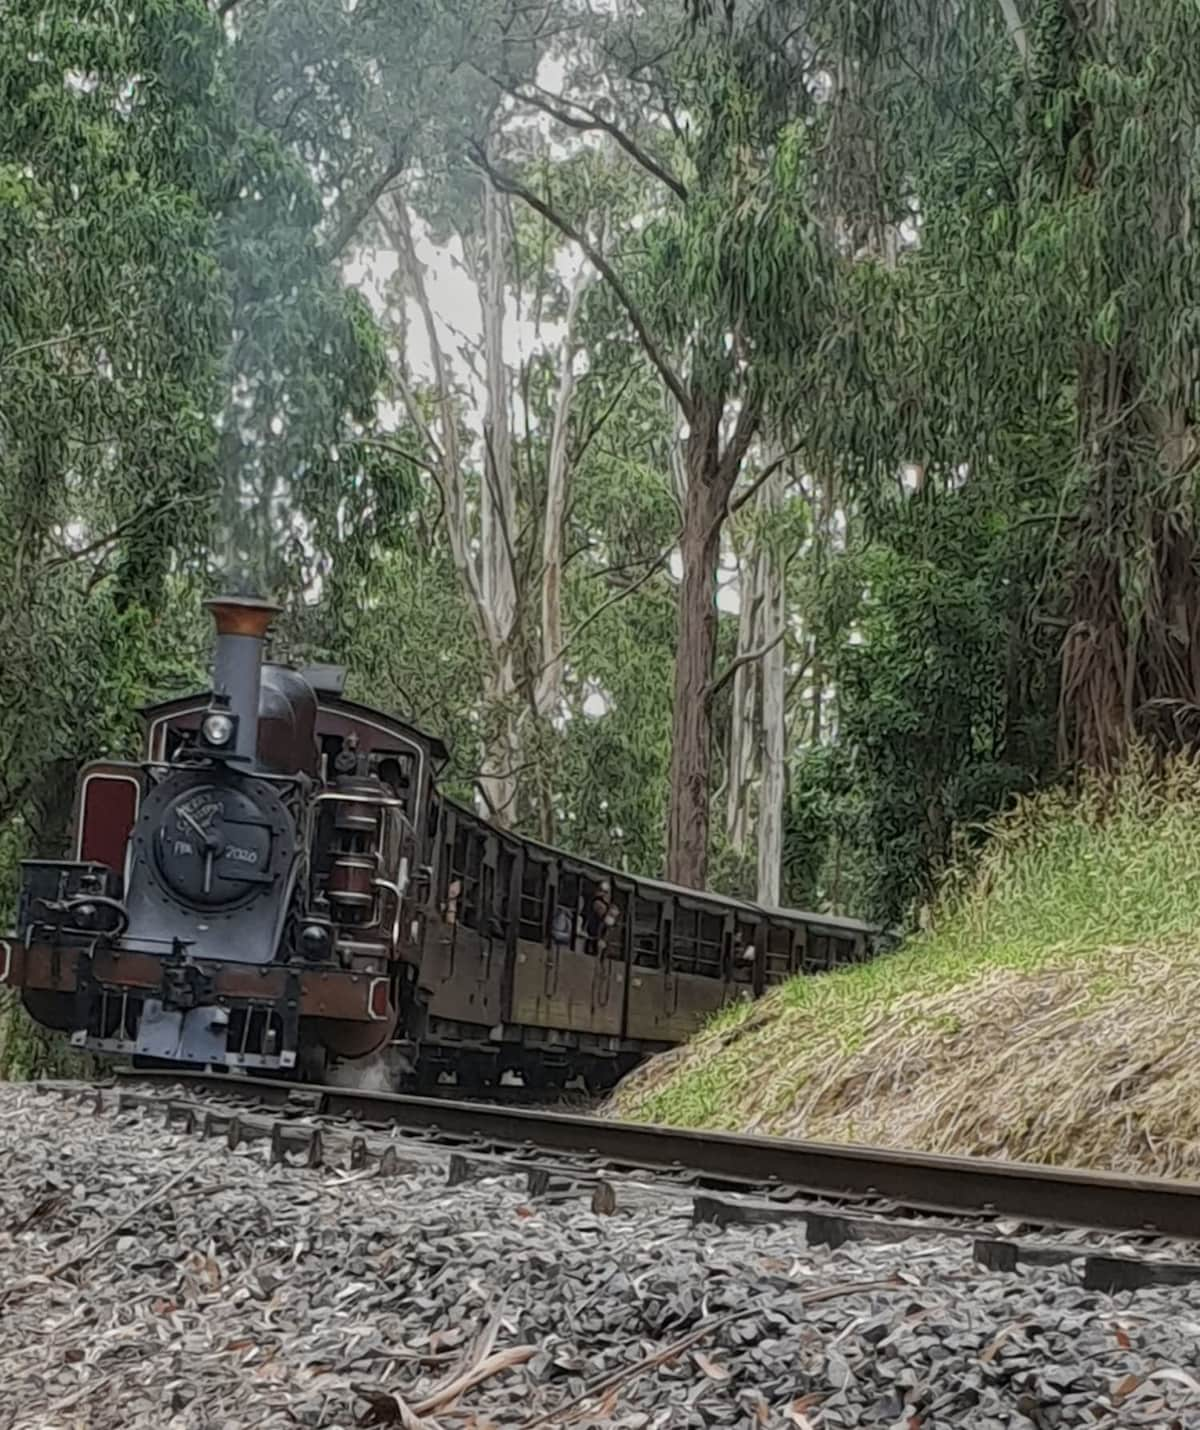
{"left": 0, "top": 990, "right": 91, "bottom": 1081}
{"left": 612, "top": 753, "right": 1200, "bottom": 1167}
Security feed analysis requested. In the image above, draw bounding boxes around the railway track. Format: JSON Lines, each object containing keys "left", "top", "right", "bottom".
{"left": 39, "top": 1068, "right": 1200, "bottom": 1296}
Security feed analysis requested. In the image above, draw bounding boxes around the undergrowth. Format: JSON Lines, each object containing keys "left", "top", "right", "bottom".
{"left": 611, "top": 754, "right": 1200, "bottom": 1176}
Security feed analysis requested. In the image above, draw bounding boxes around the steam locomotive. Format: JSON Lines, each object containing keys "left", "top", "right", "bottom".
{"left": 1, "top": 596, "right": 881, "bottom": 1089}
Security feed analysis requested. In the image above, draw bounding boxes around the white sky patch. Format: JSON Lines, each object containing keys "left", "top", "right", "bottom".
{"left": 582, "top": 688, "right": 610, "bottom": 718}
{"left": 63, "top": 70, "right": 100, "bottom": 95}
{"left": 668, "top": 548, "right": 742, "bottom": 614}
{"left": 349, "top": 214, "right": 577, "bottom": 447}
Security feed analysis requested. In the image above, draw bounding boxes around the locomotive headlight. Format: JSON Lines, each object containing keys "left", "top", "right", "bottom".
{"left": 201, "top": 712, "right": 235, "bottom": 747}
{"left": 300, "top": 924, "right": 331, "bottom": 960}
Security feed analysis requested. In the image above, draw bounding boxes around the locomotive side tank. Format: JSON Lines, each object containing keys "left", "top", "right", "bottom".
{"left": 1, "top": 596, "right": 420, "bottom": 1074}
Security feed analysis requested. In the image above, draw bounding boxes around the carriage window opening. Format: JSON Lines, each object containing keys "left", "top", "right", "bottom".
{"left": 519, "top": 859, "right": 548, "bottom": 942}
{"left": 671, "top": 908, "right": 723, "bottom": 978}
{"left": 830, "top": 935, "right": 854, "bottom": 968}
{"left": 481, "top": 860, "right": 497, "bottom": 935}
{"left": 375, "top": 751, "right": 417, "bottom": 818}
{"left": 604, "top": 889, "right": 626, "bottom": 959}
{"left": 732, "top": 921, "right": 758, "bottom": 984}
{"left": 553, "top": 870, "right": 580, "bottom": 949}
{"left": 441, "top": 822, "right": 462, "bottom": 923}
{"left": 764, "top": 925, "right": 794, "bottom": 986}
{"left": 447, "top": 821, "right": 484, "bottom": 930}
{"left": 633, "top": 897, "right": 663, "bottom": 968}
{"left": 496, "top": 847, "right": 515, "bottom": 927}
{"left": 463, "top": 833, "right": 484, "bottom": 930}
{"left": 807, "top": 933, "right": 832, "bottom": 971}
{"left": 582, "top": 876, "right": 618, "bottom": 957}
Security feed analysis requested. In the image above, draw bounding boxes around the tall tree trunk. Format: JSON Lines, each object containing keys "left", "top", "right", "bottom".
{"left": 665, "top": 390, "right": 731, "bottom": 888}
{"left": 480, "top": 174, "right": 517, "bottom": 654}
{"left": 664, "top": 377, "right": 762, "bottom": 888}
{"left": 664, "top": 382, "right": 690, "bottom": 513}
{"left": 535, "top": 262, "right": 588, "bottom": 718}
{"left": 756, "top": 468, "right": 786, "bottom": 907}
{"left": 480, "top": 654, "right": 520, "bottom": 823}
{"left": 725, "top": 546, "right": 762, "bottom": 852}
{"left": 476, "top": 172, "right": 521, "bottom": 826}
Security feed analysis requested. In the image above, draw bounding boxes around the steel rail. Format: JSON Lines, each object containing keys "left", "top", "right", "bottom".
{"left": 119, "top": 1069, "right": 1200, "bottom": 1239}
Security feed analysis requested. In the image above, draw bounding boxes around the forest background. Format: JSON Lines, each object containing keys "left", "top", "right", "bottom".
{"left": 3, "top": 0, "right": 1198, "bottom": 961}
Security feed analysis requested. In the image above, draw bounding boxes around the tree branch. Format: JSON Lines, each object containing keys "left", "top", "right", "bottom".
{"left": 387, "top": 370, "right": 446, "bottom": 471}
{"left": 785, "top": 654, "right": 815, "bottom": 710}
{"left": 381, "top": 195, "right": 489, "bottom": 634}
{"left": 585, "top": 549, "right": 668, "bottom": 581}
{"left": 41, "top": 497, "right": 201, "bottom": 571}
{"left": 468, "top": 142, "right": 693, "bottom": 420}
{"left": 716, "top": 389, "right": 765, "bottom": 496}
{"left": 480, "top": 421, "right": 522, "bottom": 612}
{"left": 728, "top": 444, "right": 802, "bottom": 517}
{"left": 570, "top": 369, "right": 637, "bottom": 468}
{"left": 538, "top": 550, "right": 671, "bottom": 679}
{"left": 708, "top": 628, "right": 787, "bottom": 702}
{"left": 481, "top": 71, "right": 689, "bottom": 201}
{"left": 323, "top": 144, "right": 409, "bottom": 263}
{"left": 1, "top": 326, "right": 112, "bottom": 370}
{"left": 997, "top": 0, "right": 1029, "bottom": 60}
{"left": 355, "top": 434, "right": 445, "bottom": 486}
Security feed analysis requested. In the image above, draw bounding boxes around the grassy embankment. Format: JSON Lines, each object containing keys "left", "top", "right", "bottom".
{"left": 611, "top": 757, "right": 1200, "bottom": 1178}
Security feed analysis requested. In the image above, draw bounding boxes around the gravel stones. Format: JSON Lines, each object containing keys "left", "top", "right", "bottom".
{"left": 1, "top": 1084, "right": 1199, "bottom": 1428}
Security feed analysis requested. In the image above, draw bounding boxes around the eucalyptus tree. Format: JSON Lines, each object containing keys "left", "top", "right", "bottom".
{"left": 0, "top": 0, "right": 231, "bottom": 843}
{"left": 0, "top": 0, "right": 402, "bottom": 880}
{"left": 331, "top": 270, "right": 681, "bottom": 867}
{"left": 472, "top": 1, "right": 838, "bottom": 889}
{"left": 711, "top": 0, "right": 1200, "bottom": 919}
{"left": 363, "top": 136, "right": 674, "bottom": 836}
{"left": 720, "top": 455, "right": 808, "bottom": 905}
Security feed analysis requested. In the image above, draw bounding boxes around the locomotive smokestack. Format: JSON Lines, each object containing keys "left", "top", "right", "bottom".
{"left": 204, "top": 595, "right": 280, "bottom": 765}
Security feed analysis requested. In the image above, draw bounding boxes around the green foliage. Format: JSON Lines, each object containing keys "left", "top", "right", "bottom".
{"left": 803, "top": 485, "right": 1057, "bottom": 925}
{"left": 781, "top": 745, "right": 850, "bottom": 909}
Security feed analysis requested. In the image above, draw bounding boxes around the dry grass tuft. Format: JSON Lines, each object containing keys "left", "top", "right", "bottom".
{"left": 610, "top": 754, "right": 1200, "bottom": 1177}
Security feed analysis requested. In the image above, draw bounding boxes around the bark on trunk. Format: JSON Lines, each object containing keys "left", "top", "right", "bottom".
{"left": 664, "top": 382, "right": 690, "bottom": 512}
{"left": 535, "top": 263, "right": 589, "bottom": 718}
{"left": 665, "top": 454, "right": 723, "bottom": 888}
{"left": 476, "top": 171, "right": 521, "bottom": 825}
{"left": 725, "top": 547, "right": 762, "bottom": 852}
{"left": 480, "top": 173, "right": 517, "bottom": 661}
{"left": 756, "top": 470, "right": 786, "bottom": 907}
{"left": 664, "top": 373, "right": 762, "bottom": 889}
{"left": 480, "top": 654, "right": 520, "bottom": 824}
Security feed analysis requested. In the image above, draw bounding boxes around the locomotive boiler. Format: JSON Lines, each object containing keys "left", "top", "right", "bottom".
{"left": 2, "top": 596, "right": 425, "bottom": 1078}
